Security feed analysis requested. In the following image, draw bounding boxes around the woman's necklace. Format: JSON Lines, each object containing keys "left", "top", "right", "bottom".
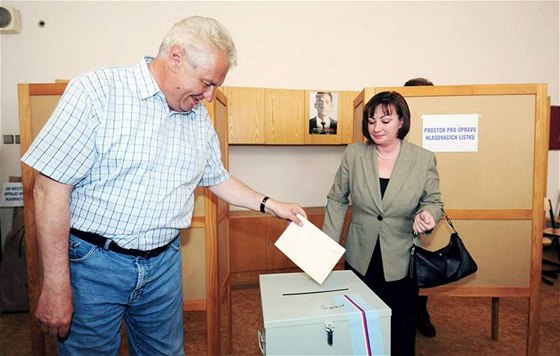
{"left": 376, "top": 147, "right": 400, "bottom": 160}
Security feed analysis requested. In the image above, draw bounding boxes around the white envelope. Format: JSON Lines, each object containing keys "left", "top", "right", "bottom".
{"left": 274, "top": 214, "right": 346, "bottom": 284}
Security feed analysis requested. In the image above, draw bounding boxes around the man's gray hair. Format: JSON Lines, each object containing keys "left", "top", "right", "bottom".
{"left": 158, "top": 16, "right": 237, "bottom": 68}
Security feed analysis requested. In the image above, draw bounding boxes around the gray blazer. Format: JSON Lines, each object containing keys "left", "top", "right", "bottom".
{"left": 323, "top": 140, "right": 444, "bottom": 282}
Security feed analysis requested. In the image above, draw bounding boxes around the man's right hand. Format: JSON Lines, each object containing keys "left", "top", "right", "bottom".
{"left": 33, "top": 173, "right": 75, "bottom": 338}
{"left": 35, "top": 281, "right": 74, "bottom": 338}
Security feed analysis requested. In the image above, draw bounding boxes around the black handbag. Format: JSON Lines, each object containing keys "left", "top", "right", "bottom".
{"left": 409, "top": 212, "right": 478, "bottom": 288}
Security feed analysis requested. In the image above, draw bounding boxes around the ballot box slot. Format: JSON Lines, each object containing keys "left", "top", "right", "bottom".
{"left": 282, "top": 288, "right": 349, "bottom": 296}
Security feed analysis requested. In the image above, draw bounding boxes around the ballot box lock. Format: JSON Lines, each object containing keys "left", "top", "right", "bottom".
{"left": 325, "top": 322, "right": 334, "bottom": 346}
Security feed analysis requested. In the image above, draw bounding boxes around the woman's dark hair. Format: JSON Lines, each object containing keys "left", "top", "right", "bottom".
{"left": 362, "top": 91, "right": 411, "bottom": 143}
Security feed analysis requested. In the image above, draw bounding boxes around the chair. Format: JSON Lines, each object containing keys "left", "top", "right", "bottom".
{"left": 542, "top": 199, "right": 560, "bottom": 285}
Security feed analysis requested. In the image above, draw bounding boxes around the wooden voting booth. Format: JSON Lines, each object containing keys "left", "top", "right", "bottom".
{"left": 18, "top": 83, "right": 232, "bottom": 355}
{"left": 353, "top": 84, "right": 549, "bottom": 355}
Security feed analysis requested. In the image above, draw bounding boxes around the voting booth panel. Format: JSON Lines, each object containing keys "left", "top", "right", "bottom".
{"left": 353, "top": 84, "right": 549, "bottom": 355}
{"left": 353, "top": 86, "right": 546, "bottom": 292}
{"left": 408, "top": 94, "right": 535, "bottom": 289}
{"left": 259, "top": 270, "right": 391, "bottom": 355}
{"left": 18, "top": 83, "right": 231, "bottom": 355}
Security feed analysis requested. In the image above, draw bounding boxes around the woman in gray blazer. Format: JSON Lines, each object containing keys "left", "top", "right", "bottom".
{"left": 323, "top": 91, "right": 443, "bottom": 356}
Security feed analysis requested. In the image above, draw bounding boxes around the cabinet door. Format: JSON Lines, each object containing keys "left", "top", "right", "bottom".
{"left": 265, "top": 89, "right": 305, "bottom": 144}
{"left": 339, "top": 91, "right": 360, "bottom": 144}
{"left": 221, "top": 86, "right": 266, "bottom": 144}
{"left": 353, "top": 90, "right": 366, "bottom": 143}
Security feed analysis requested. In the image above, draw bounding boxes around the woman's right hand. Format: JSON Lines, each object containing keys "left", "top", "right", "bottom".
{"left": 413, "top": 210, "right": 436, "bottom": 234}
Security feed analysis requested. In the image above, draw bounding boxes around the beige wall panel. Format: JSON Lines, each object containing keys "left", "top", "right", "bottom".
{"left": 181, "top": 228, "right": 206, "bottom": 300}
{"left": 193, "top": 188, "right": 205, "bottom": 217}
{"left": 30, "top": 96, "right": 60, "bottom": 138}
{"left": 424, "top": 220, "right": 532, "bottom": 288}
{"left": 405, "top": 95, "right": 535, "bottom": 209}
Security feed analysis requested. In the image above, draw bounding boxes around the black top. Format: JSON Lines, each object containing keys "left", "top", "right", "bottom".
{"left": 380, "top": 178, "right": 389, "bottom": 198}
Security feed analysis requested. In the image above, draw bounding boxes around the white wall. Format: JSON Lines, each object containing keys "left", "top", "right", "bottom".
{"left": 1, "top": 1, "right": 558, "bottom": 218}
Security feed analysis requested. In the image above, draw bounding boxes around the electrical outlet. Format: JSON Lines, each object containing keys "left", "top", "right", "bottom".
{"left": 3, "top": 135, "right": 14, "bottom": 144}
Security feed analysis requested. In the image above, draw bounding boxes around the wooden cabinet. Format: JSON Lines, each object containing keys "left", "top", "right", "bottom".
{"left": 221, "top": 86, "right": 266, "bottom": 144}
{"left": 223, "top": 86, "right": 359, "bottom": 145}
{"left": 340, "top": 90, "right": 361, "bottom": 144}
{"left": 265, "top": 88, "right": 305, "bottom": 144}
{"left": 352, "top": 90, "right": 369, "bottom": 143}
{"left": 224, "top": 86, "right": 304, "bottom": 144}
{"left": 18, "top": 84, "right": 231, "bottom": 355}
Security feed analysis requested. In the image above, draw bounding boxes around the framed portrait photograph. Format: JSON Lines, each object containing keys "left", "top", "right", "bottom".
{"left": 304, "top": 90, "right": 344, "bottom": 144}
{"left": 308, "top": 91, "right": 339, "bottom": 135}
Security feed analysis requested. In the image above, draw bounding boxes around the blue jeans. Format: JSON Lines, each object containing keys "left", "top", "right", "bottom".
{"left": 59, "top": 233, "right": 184, "bottom": 356}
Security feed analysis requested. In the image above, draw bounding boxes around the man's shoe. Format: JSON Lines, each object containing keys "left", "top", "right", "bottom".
{"left": 417, "top": 319, "right": 436, "bottom": 337}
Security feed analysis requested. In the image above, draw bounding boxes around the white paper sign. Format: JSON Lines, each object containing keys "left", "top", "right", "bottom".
{"left": 422, "top": 114, "right": 479, "bottom": 152}
{"left": 274, "top": 214, "right": 345, "bottom": 284}
{"left": 1, "top": 182, "right": 24, "bottom": 207}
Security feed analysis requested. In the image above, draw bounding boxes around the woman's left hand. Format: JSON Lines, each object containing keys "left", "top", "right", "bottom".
{"left": 413, "top": 210, "right": 436, "bottom": 234}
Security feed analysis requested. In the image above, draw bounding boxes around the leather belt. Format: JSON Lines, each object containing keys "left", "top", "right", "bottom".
{"left": 70, "top": 228, "right": 174, "bottom": 258}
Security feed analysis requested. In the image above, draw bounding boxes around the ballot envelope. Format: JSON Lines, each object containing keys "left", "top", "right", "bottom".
{"left": 259, "top": 270, "right": 391, "bottom": 355}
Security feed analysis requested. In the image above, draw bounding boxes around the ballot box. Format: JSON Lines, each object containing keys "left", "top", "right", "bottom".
{"left": 259, "top": 270, "right": 391, "bottom": 355}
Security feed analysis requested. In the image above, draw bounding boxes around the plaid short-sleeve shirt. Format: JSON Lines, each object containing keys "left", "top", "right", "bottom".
{"left": 21, "top": 57, "right": 229, "bottom": 250}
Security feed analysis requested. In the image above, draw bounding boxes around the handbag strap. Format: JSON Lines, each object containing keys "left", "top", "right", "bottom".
{"left": 412, "top": 232, "right": 419, "bottom": 247}
{"left": 443, "top": 210, "right": 458, "bottom": 234}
